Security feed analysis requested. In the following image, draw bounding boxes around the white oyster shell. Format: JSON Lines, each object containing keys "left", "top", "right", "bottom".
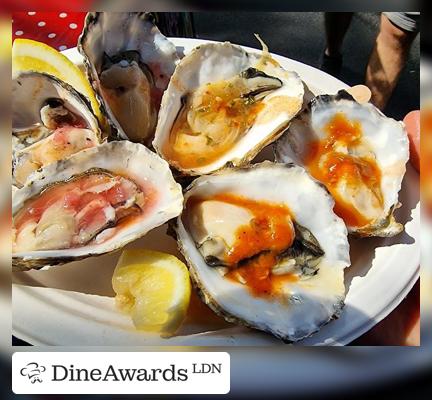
{"left": 153, "top": 42, "right": 304, "bottom": 175}
{"left": 12, "top": 72, "right": 103, "bottom": 187}
{"left": 13, "top": 141, "right": 183, "bottom": 270}
{"left": 79, "top": 12, "right": 179, "bottom": 145}
{"left": 13, "top": 72, "right": 100, "bottom": 134}
{"left": 275, "top": 91, "right": 409, "bottom": 237}
{"left": 176, "top": 162, "right": 350, "bottom": 342}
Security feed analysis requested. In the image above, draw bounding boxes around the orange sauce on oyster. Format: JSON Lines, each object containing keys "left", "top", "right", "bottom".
{"left": 189, "top": 193, "right": 297, "bottom": 297}
{"left": 164, "top": 81, "right": 264, "bottom": 169}
{"left": 305, "top": 112, "right": 383, "bottom": 228}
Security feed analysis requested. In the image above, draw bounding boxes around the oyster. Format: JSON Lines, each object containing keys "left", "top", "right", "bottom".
{"left": 176, "top": 162, "right": 350, "bottom": 342}
{"left": 13, "top": 141, "right": 183, "bottom": 271}
{"left": 79, "top": 12, "right": 179, "bottom": 145}
{"left": 13, "top": 72, "right": 102, "bottom": 187}
{"left": 153, "top": 39, "right": 304, "bottom": 175}
{"left": 275, "top": 90, "right": 409, "bottom": 237}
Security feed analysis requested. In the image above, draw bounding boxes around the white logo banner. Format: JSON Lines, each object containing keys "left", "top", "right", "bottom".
{"left": 13, "top": 352, "right": 230, "bottom": 394}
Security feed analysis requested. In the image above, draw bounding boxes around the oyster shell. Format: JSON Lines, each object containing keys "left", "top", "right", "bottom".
{"left": 79, "top": 12, "right": 179, "bottom": 145}
{"left": 12, "top": 72, "right": 103, "bottom": 187}
{"left": 176, "top": 162, "right": 350, "bottom": 342}
{"left": 275, "top": 90, "right": 409, "bottom": 237}
{"left": 153, "top": 40, "right": 304, "bottom": 176}
{"left": 13, "top": 141, "right": 183, "bottom": 271}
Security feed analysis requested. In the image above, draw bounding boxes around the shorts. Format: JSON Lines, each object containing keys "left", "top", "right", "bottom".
{"left": 383, "top": 12, "right": 420, "bottom": 33}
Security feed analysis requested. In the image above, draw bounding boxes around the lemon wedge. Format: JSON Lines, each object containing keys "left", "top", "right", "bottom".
{"left": 0, "top": 20, "right": 11, "bottom": 60}
{"left": 12, "top": 38, "right": 103, "bottom": 123}
{"left": 112, "top": 249, "right": 191, "bottom": 337}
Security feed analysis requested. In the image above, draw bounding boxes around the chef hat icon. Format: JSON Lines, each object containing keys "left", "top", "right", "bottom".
{"left": 20, "top": 362, "right": 46, "bottom": 383}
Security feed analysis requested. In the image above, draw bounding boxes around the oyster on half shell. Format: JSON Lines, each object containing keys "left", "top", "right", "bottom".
{"left": 13, "top": 141, "right": 183, "bottom": 271}
{"left": 153, "top": 39, "right": 304, "bottom": 176}
{"left": 79, "top": 12, "right": 179, "bottom": 145}
{"left": 13, "top": 72, "right": 103, "bottom": 188}
{"left": 176, "top": 162, "right": 350, "bottom": 342}
{"left": 275, "top": 90, "right": 409, "bottom": 237}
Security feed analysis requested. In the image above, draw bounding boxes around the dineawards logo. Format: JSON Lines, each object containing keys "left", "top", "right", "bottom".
{"left": 51, "top": 363, "right": 189, "bottom": 382}
{"left": 20, "top": 362, "right": 47, "bottom": 383}
{"left": 13, "top": 352, "right": 230, "bottom": 394}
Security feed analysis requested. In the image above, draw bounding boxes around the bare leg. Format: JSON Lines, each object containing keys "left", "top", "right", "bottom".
{"left": 365, "top": 14, "right": 417, "bottom": 110}
{"left": 324, "top": 12, "right": 354, "bottom": 58}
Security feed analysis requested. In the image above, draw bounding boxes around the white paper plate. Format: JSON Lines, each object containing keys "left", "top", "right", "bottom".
{"left": 12, "top": 38, "right": 420, "bottom": 346}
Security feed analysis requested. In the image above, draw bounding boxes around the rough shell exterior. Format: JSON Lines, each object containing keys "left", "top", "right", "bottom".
{"left": 176, "top": 161, "right": 350, "bottom": 342}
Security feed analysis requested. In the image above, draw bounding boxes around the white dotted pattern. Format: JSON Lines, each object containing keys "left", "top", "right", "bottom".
{"left": 14, "top": 12, "right": 82, "bottom": 46}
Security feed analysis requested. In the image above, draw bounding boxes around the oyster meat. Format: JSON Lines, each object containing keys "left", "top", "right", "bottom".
{"left": 13, "top": 72, "right": 102, "bottom": 187}
{"left": 176, "top": 162, "right": 350, "bottom": 342}
{"left": 275, "top": 90, "right": 409, "bottom": 237}
{"left": 13, "top": 141, "right": 183, "bottom": 271}
{"left": 153, "top": 39, "right": 304, "bottom": 175}
{"left": 79, "top": 12, "right": 179, "bottom": 145}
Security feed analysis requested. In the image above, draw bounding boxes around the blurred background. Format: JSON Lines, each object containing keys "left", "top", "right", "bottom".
{"left": 2, "top": 7, "right": 430, "bottom": 400}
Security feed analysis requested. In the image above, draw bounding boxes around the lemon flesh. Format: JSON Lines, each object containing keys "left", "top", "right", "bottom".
{"left": 112, "top": 249, "right": 191, "bottom": 337}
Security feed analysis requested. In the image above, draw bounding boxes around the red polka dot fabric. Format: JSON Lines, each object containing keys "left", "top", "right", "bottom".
{"left": 12, "top": 11, "right": 86, "bottom": 51}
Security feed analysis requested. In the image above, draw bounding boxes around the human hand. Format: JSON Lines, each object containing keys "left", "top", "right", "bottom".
{"left": 403, "top": 110, "right": 420, "bottom": 172}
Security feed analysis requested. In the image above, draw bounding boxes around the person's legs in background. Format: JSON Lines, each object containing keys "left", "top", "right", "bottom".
{"left": 365, "top": 13, "right": 419, "bottom": 110}
{"left": 321, "top": 12, "right": 353, "bottom": 76}
{"left": 324, "top": 12, "right": 354, "bottom": 58}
